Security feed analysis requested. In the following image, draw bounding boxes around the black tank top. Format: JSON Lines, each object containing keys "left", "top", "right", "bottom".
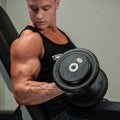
{"left": 22, "top": 26, "right": 76, "bottom": 117}
{"left": 23, "top": 25, "right": 76, "bottom": 83}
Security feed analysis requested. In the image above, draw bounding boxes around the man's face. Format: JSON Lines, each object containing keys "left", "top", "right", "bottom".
{"left": 27, "top": 0, "right": 60, "bottom": 30}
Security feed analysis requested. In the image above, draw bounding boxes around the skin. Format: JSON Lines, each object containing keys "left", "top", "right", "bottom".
{"left": 10, "top": 0, "right": 68, "bottom": 105}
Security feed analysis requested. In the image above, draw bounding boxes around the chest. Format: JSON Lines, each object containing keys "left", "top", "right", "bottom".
{"left": 41, "top": 30, "right": 68, "bottom": 45}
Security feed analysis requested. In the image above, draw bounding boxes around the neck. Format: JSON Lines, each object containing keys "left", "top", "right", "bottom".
{"left": 40, "top": 26, "right": 58, "bottom": 35}
{"left": 41, "top": 16, "right": 57, "bottom": 33}
{"left": 48, "top": 15, "right": 57, "bottom": 31}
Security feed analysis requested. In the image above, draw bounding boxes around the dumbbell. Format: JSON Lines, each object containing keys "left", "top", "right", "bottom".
{"left": 53, "top": 48, "right": 108, "bottom": 107}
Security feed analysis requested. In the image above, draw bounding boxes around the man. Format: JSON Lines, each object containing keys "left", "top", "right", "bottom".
{"left": 10, "top": 0, "right": 78, "bottom": 119}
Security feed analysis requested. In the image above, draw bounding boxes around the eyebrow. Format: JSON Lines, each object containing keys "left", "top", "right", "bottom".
{"left": 29, "top": 5, "right": 37, "bottom": 8}
{"left": 29, "top": 4, "right": 51, "bottom": 9}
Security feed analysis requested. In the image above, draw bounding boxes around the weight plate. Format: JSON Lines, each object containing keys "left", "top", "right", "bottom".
{"left": 59, "top": 53, "right": 91, "bottom": 85}
{"left": 66, "top": 69, "right": 108, "bottom": 107}
{"left": 53, "top": 48, "right": 99, "bottom": 93}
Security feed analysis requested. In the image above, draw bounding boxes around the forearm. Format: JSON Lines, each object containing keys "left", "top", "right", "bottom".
{"left": 13, "top": 80, "right": 64, "bottom": 105}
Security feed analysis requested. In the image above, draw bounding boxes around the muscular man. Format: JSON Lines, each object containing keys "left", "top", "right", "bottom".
{"left": 11, "top": 0, "right": 120, "bottom": 120}
{"left": 10, "top": 0, "right": 79, "bottom": 119}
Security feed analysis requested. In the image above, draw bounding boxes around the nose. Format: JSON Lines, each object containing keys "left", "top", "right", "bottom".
{"left": 36, "top": 10, "right": 44, "bottom": 20}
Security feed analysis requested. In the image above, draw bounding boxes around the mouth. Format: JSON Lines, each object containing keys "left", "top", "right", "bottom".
{"left": 36, "top": 21, "right": 45, "bottom": 25}
{"left": 35, "top": 21, "right": 46, "bottom": 29}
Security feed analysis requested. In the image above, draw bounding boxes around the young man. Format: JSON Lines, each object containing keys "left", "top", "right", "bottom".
{"left": 10, "top": 0, "right": 77, "bottom": 119}
{"left": 10, "top": 0, "right": 120, "bottom": 120}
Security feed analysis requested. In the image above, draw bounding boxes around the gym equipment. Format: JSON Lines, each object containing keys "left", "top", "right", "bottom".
{"left": 53, "top": 48, "right": 108, "bottom": 107}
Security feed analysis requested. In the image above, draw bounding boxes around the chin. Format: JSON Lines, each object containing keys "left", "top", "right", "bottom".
{"left": 35, "top": 24, "right": 48, "bottom": 30}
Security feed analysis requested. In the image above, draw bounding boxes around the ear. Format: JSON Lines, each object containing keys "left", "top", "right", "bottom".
{"left": 55, "top": 0, "right": 60, "bottom": 9}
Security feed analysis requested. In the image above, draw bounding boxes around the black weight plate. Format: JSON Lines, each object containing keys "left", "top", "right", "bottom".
{"left": 66, "top": 69, "right": 108, "bottom": 107}
{"left": 59, "top": 53, "right": 91, "bottom": 85}
{"left": 53, "top": 48, "right": 99, "bottom": 93}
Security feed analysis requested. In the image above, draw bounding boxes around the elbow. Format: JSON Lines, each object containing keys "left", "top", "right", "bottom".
{"left": 14, "top": 96, "right": 26, "bottom": 105}
{"left": 13, "top": 85, "right": 31, "bottom": 105}
{"left": 14, "top": 90, "right": 28, "bottom": 105}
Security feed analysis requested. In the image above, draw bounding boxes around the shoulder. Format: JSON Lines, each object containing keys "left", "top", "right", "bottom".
{"left": 10, "top": 30, "right": 44, "bottom": 59}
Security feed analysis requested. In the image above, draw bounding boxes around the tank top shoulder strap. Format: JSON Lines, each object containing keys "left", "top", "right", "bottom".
{"left": 18, "top": 25, "right": 40, "bottom": 37}
{"left": 57, "top": 27, "right": 72, "bottom": 43}
{"left": 24, "top": 25, "right": 39, "bottom": 32}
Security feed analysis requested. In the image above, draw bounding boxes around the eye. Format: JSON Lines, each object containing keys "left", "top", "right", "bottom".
{"left": 32, "top": 8, "right": 38, "bottom": 12}
{"left": 30, "top": 6, "right": 38, "bottom": 12}
{"left": 43, "top": 6, "right": 50, "bottom": 11}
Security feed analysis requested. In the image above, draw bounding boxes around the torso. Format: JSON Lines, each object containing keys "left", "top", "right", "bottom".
{"left": 18, "top": 25, "right": 76, "bottom": 116}
{"left": 36, "top": 26, "right": 76, "bottom": 83}
{"left": 19, "top": 26, "right": 76, "bottom": 83}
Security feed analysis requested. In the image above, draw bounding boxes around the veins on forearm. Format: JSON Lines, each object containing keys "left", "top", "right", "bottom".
{"left": 15, "top": 81, "right": 63, "bottom": 105}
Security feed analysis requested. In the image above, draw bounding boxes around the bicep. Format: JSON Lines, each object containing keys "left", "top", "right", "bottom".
{"left": 10, "top": 35, "right": 42, "bottom": 82}
{"left": 11, "top": 56, "right": 41, "bottom": 83}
